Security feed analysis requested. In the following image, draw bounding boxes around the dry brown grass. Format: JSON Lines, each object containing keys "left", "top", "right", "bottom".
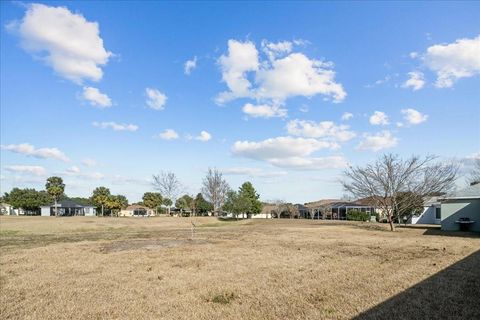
{"left": 1, "top": 216, "right": 479, "bottom": 319}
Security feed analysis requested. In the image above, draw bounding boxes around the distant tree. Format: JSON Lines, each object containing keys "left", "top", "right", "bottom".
{"left": 175, "top": 194, "right": 194, "bottom": 216}
{"left": 395, "top": 191, "right": 424, "bottom": 223}
{"left": 3, "top": 188, "right": 50, "bottom": 214}
{"left": 194, "top": 193, "right": 213, "bottom": 216}
{"left": 152, "top": 171, "right": 182, "bottom": 215}
{"left": 237, "top": 182, "right": 262, "bottom": 218}
{"left": 106, "top": 194, "right": 128, "bottom": 217}
{"left": 201, "top": 168, "right": 230, "bottom": 215}
{"left": 142, "top": 192, "right": 163, "bottom": 215}
{"left": 223, "top": 190, "right": 247, "bottom": 219}
{"left": 45, "top": 177, "right": 65, "bottom": 217}
{"left": 66, "top": 196, "right": 93, "bottom": 206}
{"left": 272, "top": 199, "right": 287, "bottom": 219}
{"left": 90, "top": 187, "right": 111, "bottom": 216}
{"left": 467, "top": 159, "right": 480, "bottom": 185}
{"left": 342, "top": 154, "right": 458, "bottom": 231}
{"left": 162, "top": 198, "right": 173, "bottom": 214}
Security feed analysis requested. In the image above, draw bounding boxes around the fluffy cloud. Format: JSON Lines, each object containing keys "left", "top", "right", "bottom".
{"left": 357, "top": 131, "right": 398, "bottom": 151}
{"left": 232, "top": 136, "right": 345, "bottom": 170}
{"left": 184, "top": 56, "right": 197, "bottom": 75}
{"left": 92, "top": 121, "right": 138, "bottom": 132}
{"left": 286, "top": 119, "right": 356, "bottom": 142}
{"left": 401, "top": 108, "right": 428, "bottom": 125}
{"left": 222, "top": 167, "right": 287, "bottom": 178}
{"left": 64, "top": 166, "right": 104, "bottom": 179}
{"left": 4, "top": 165, "right": 47, "bottom": 176}
{"left": 423, "top": 35, "right": 480, "bottom": 88}
{"left": 145, "top": 88, "right": 167, "bottom": 110}
{"left": 402, "top": 71, "right": 425, "bottom": 91}
{"left": 10, "top": 3, "right": 111, "bottom": 83}
{"left": 1, "top": 143, "right": 69, "bottom": 162}
{"left": 233, "top": 136, "right": 339, "bottom": 160}
{"left": 216, "top": 40, "right": 259, "bottom": 103}
{"left": 341, "top": 112, "right": 353, "bottom": 121}
{"left": 82, "top": 86, "right": 112, "bottom": 108}
{"left": 157, "top": 129, "right": 179, "bottom": 140}
{"left": 65, "top": 166, "right": 81, "bottom": 174}
{"left": 369, "top": 111, "right": 389, "bottom": 126}
{"left": 216, "top": 39, "right": 346, "bottom": 106}
{"left": 195, "top": 131, "right": 212, "bottom": 142}
{"left": 242, "top": 103, "right": 287, "bottom": 118}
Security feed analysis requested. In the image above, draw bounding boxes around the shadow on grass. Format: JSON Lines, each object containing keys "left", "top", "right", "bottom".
{"left": 423, "top": 228, "right": 480, "bottom": 238}
{"left": 354, "top": 249, "right": 480, "bottom": 320}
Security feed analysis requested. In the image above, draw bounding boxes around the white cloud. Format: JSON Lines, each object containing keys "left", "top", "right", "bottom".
{"left": 409, "top": 52, "right": 419, "bottom": 59}
{"left": 357, "top": 131, "right": 398, "bottom": 151}
{"left": 81, "top": 158, "right": 97, "bottom": 167}
{"left": 10, "top": 3, "right": 111, "bottom": 83}
{"left": 184, "top": 56, "right": 197, "bottom": 75}
{"left": 401, "top": 108, "right": 428, "bottom": 125}
{"left": 157, "top": 129, "right": 179, "bottom": 140}
{"left": 63, "top": 166, "right": 104, "bottom": 180}
{"left": 65, "top": 166, "right": 81, "bottom": 174}
{"left": 82, "top": 86, "right": 112, "bottom": 108}
{"left": 216, "top": 40, "right": 259, "bottom": 104}
{"left": 1, "top": 143, "right": 69, "bottom": 162}
{"left": 4, "top": 165, "right": 47, "bottom": 176}
{"left": 242, "top": 103, "right": 287, "bottom": 118}
{"left": 195, "top": 131, "right": 212, "bottom": 142}
{"left": 369, "top": 111, "right": 389, "bottom": 126}
{"left": 286, "top": 119, "right": 356, "bottom": 142}
{"left": 341, "top": 112, "right": 353, "bottom": 121}
{"left": 145, "top": 88, "right": 167, "bottom": 110}
{"left": 216, "top": 39, "right": 346, "bottom": 105}
{"left": 255, "top": 52, "right": 346, "bottom": 103}
{"left": 402, "top": 71, "right": 425, "bottom": 91}
{"left": 423, "top": 35, "right": 480, "bottom": 88}
{"left": 92, "top": 121, "right": 138, "bottom": 132}
{"left": 299, "top": 105, "right": 309, "bottom": 113}
{"left": 232, "top": 136, "right": 338, "bottom": 160}
{"left": 222, "top": 167, "right": 287, "bottom": 178}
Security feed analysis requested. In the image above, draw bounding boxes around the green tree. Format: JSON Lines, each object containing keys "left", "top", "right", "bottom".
{"left": 106, "top": 194, "right": 128, "bottom": 217}
{"left": 3, "top": 188, "right": 50, "bottom": 214}
{"left": 162, "top": 198, "right": 173, "bottom": 215}
{"left": 223, "top": 190, "right": 248, "bottom": 219}
{"left": 175, "top": 194, "right": 194, "bottom": 216}
{"left": 142, "top": 192, "right": 163, "bottom": 215}
{"left": 45, "top": 177, "right": 65, "bottom": 217}
{"left": 90, "top": 187, "right": 111, "bottom": 216}
{"left": 238, "top": 182, "right": 262, "bottom": 218}
{"left": 194, "top": 193, "right": 213, "bottom": 216}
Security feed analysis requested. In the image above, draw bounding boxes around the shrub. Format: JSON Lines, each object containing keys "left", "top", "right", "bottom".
{"left": 347, "top": 210, "right": 370, "bottom": 222}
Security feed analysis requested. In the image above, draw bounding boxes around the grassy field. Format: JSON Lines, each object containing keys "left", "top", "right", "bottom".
{"left": 1, "top": 216, "right": 479, "bottom": 319}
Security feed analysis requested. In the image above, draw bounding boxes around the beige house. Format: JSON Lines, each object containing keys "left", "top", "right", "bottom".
{"left": 119, "top": 205, "right": 154, "bottom": 217}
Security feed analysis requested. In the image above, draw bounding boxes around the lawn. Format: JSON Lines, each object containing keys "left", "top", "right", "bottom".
{"left": 0, "top": 216, "right": 479, "bottom": 319}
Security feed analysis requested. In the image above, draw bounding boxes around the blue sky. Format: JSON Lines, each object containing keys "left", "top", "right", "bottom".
{"left": 1, "top": 1, "right": 479, "bottom": 203}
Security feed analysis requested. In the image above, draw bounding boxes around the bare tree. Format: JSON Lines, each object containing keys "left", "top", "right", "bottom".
{"left": 342, "top": 154, "right": 458, "bottom": 231}
{"left": 272, "top": 199, "right": 287, "bottom": 219}
{"left": 201, "top": 168, "right": 230, "bottom": 215}
{"left": 152, "top": 171, "right": 183, "bottom": 215}
{"left": 467, "top": 158, "right": 480, "bottom": 185}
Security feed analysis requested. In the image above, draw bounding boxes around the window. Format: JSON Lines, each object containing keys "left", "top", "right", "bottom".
{"left": 435, "top": 207, "right": 441, "bottom": 220}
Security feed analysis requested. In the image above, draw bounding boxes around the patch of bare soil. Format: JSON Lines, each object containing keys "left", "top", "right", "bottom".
{"left": 100, "top": 238, "right": 211, "bottom": 253}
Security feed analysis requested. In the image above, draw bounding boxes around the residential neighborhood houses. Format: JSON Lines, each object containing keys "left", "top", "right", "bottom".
{"left": 2, "top": 158, "right": 479, "bottom": 233}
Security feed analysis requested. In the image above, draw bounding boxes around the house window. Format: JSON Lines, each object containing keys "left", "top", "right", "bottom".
{"left": 435, "top": 207, "right": 441, "bottom": 220}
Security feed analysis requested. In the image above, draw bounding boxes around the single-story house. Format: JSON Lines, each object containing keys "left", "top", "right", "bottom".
{"left": 0, "top": 203, "right": 26, "bottom": 215}
{"left": 408, "top": 196, "right": 442, "bottom": 225}
{"left": 439, "top": 183, "right": 480, "bottom": 232}
{"left": 119, "top": 204, "right": 154, "bottom": 217}
{"left": 304, "top": 199, "right": 375, "bottom": 220}
{"left": 40, "top": 199, "right": 96, "bottom": 217}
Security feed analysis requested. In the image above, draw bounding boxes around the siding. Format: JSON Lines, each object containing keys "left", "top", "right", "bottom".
{"left": 441, "top": 199, "right": 480, "bottom": 232}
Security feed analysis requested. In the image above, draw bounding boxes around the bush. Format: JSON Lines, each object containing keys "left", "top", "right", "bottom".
{"left": 347, "top": 210, "right": 370, "bottom": 222}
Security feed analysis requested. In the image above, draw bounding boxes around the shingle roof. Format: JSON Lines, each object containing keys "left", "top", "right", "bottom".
{"left": 43, "top": 199, "right": 91, "bottom": 208}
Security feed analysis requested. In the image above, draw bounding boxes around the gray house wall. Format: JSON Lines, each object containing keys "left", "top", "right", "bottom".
{"left": 441, "top": 199, "right": 480, "bottom": 232}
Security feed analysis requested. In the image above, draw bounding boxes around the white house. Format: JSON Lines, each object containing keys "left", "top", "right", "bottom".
{"left": 408, "top": 196, "right": 442, "bottom": 225}
{"left": 119, "top": 204, "right": 154, "bottom": 217}
{"left": 40, "top": 199, "right": 96, "bottom": 216}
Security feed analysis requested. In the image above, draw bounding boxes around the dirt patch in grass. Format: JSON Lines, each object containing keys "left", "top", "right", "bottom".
{"left": 100, "top": 238, "right": 211, "bottom": 253}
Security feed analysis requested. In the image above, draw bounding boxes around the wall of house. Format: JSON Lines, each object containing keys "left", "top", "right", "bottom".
{"left": 441, "top": 199, "right": 480, "bottom": 232}
{"left": 41, "top": 207, "right": 51, "bottom": 216}
{"left": 410, "top": 205, "right": 441, "bottom": 225}
{"left": 84, "top": 207, "right": 96, "bottom": 216}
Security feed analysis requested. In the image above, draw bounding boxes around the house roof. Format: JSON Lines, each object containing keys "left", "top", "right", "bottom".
{"left": 442, "top": 184, "right": 480, "bottom": 200}
{"left": 42, "top": 199, "right": 92, "bottom": 208}
{"left": 304, "top": 199, "right": 341, "bottom": 209}
{"left": 356, "top": 196, "right": 393, "bottom": 206}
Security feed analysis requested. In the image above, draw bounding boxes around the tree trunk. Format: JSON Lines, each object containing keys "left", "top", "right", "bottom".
{"left": 101, "top": 205, "right": 104, "bottom": 217}
{"left": 54, "top": 198, "right": 58, "bottom": 217}
{"left": 388, "top": 214, "right": 395, "bottom": 231}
